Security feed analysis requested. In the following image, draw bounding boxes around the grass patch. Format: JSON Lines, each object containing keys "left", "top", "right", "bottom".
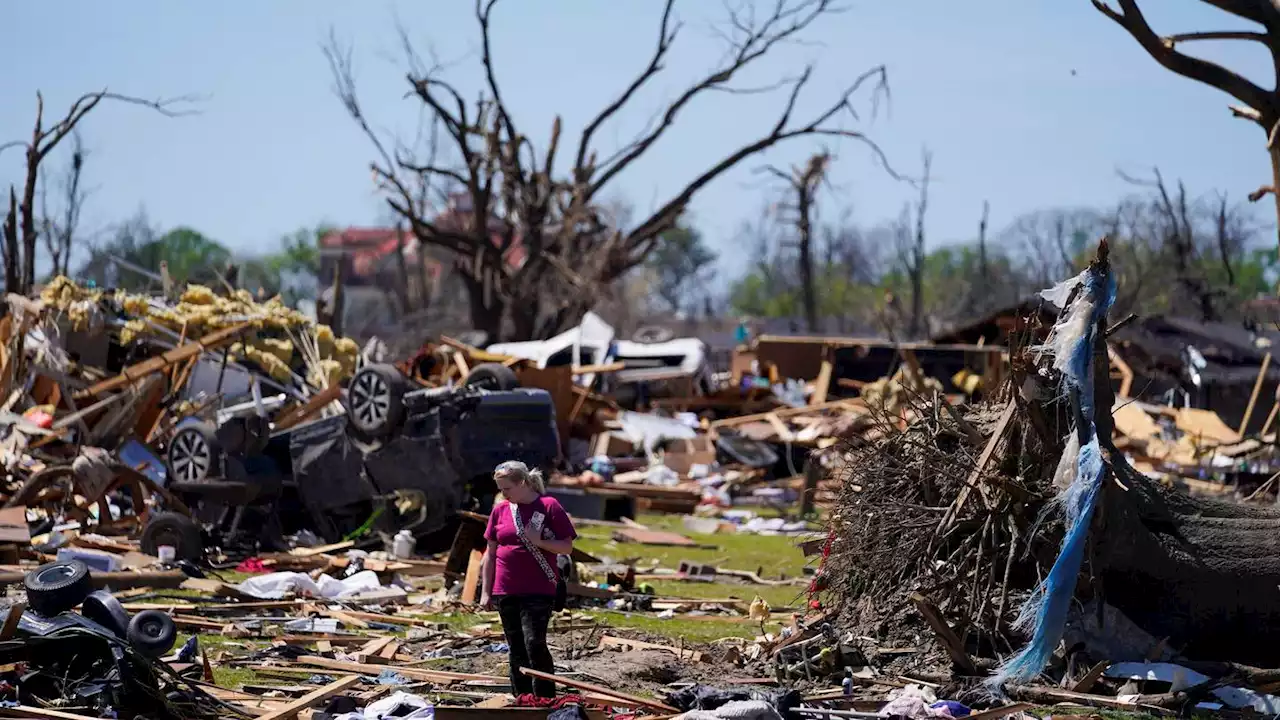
{"left": 580, "top": 609, "right": 785, "bottom": 644}
{"left": 573, "top": 513, "right": 811, "bottom": 617}
{"left": 574, "top": 514, "right": 810, "bottom": 579}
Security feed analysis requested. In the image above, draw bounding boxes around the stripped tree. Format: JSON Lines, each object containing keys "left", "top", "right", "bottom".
{"left": 329, "top": 0, "right": 896, "bottom": 341}
{"left": 761, "top": 151, "right": 832, "bottom": 332}
{"left": 1090, "top": 0, "right": 1280, "bottom": 255}
{"left": 0, "top": 91, "right": 195, "bottom": 295}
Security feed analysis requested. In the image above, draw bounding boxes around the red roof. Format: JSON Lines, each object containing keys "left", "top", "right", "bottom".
{"left": 320, "top": 228, "right": 442, "bottom": 279}
{"left": 323, "top": 203, "right": 525, "bottom": 279}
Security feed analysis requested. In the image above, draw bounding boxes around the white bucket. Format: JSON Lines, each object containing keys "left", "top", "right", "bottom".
{"left": 157, "top": 545, "right": 176, "bottom": 564}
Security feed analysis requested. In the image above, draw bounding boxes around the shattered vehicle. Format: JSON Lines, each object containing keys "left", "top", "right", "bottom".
{"left": 144, "top": 361, "right": 561, "bottom": 560}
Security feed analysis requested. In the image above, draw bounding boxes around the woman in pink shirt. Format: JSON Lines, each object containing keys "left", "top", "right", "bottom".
{"left": 481, "top": 461, "right": 576, "bottom": 698}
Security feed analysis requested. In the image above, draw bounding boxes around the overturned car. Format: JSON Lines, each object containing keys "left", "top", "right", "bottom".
{"left": 144, "top": 362, "right": 561, "bottom": 560}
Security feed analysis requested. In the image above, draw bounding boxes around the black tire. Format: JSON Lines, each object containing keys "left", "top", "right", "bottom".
{"left": 141, "top": 511, "right": 204, "bottom": 562}
{"left": 464, "top": 362, "right": 519, "bottom": 391}
{"left": 128, "top": 609, "right": 177, "bottom": 657}
{"left": 167, "top": 421, "right": 223, "bottom": 483}
{"left": 24, "top": 561, "right": 93, "bottom": 617}
{"left": 347, "top": 363, "right": 406, "bottom": 437}
{"left": 81, "top": 589, "right": 130, "bottom": 638}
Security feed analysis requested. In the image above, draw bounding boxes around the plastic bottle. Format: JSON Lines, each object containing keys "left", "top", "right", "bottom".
{"left": 392, "top": 530, "right": 416, "bottom": 559}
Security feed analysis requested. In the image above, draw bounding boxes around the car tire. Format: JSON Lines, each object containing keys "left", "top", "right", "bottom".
{"left": 81, "top": 589, "right": 130, "bottom": 638}
{"left": 141, "top": 512, "right": 204, "bottom": 562}
{"left": 128, "top": 609, "right": 178, "bottom": 657}
{"left": 347, "top": 363, "right": 406, "bottom": 437}
{"left": 167, "top": 422, "right": 223, "bottom": 483}
{"left": 463, "top": 362, "right": 519, "bottom": 391}
{"left": 24, "top": 560, "right": 93, "bottom": 617}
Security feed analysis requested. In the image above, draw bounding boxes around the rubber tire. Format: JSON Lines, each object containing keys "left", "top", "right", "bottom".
{"left": 167, "top": 421, "right": 223, "bottom": 483}
{"left": 141, "top": 511, "right": 204, "bottom": 562}
{"left": 128, "top": 609, "right": 178, "bottom": 658}
{"left": 81, "top": 589, "right": 130, "bottom": 638}
{"left": 347, "top": 363, "right": 406, "bottom": 437}
{"left": 463, "top": 362, "right": 519, "bottom": 391}
{"left": 24, "top": 560, "right": 93, "bottom": 617}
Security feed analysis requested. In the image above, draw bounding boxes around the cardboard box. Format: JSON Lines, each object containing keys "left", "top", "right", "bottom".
{"left": 662, "top": 436, "right": 716, "bottom": 475}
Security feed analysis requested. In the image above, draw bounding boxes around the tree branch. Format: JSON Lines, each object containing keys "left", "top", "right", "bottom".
{"left": 1091, "top": 0, "right": 1277, "bottom": 122}
{"left": 619, "top": 64, "right": 899, "bottom": 273}
{"left": 574, "top": 0, "right": 679, "bottom": 174}
{"left": 1200, "top": 0, "right": 1280, "bottom": 28}
{"left": 588, "top": 0, "right": 840, "bottom": 196}
{"left": 1166, "top": 29, "right": 1269, "bottom": 44}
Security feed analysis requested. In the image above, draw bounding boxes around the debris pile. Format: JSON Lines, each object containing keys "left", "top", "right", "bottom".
{"left": 813, "top": 243, "right": 1280, "bottom": 715}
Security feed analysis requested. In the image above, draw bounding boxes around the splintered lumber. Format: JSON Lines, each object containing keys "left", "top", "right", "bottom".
{"left": 274, "top": 384, "right": 342, "bottom": 432}
{"left": 1240, "top": 353, "right": 1273, "bottom": 435}
{"left": 0, "top": 706, "right": 112, "bottom": 719}
{"left": 599, "top": 635, "right": 706, "bottom": 663}
{"left": 294, "top": 655, "right": 505, "bottom": 684}
{"left": 939, "top": 398, "right": 1015, "bottom": 528}
{"left": 519, "top": 668, "right": 678, "bottom": 713}
{"left": 908, "top": 592, "right": 977, "bottom": 674}
{"left": 711, "top": 397, "right": 865, "bottom": 428}
{"left": 79, "top": 321, "right": 253, "bottom": 397}
{"left": 255, "top": 675, "right": 361, "bottom": 720}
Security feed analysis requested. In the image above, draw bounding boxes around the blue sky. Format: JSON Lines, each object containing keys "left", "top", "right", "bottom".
{"left": 1, "top": 1, "right": 1273, "bottom": 279}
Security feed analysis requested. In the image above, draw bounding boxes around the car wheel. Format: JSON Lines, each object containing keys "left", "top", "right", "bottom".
{"left": 347, "top": 364, "right": 406, "bottom": 437}
{"left": 24, "top": 560, "right": 93, "bottom": 617}
{"left": 167, "top": 422, "right": 222, "bottom": 483}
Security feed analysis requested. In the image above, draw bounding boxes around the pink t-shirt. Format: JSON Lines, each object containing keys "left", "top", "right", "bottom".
{"left": 484, "top": 495, "right": 577, "bottom": 597}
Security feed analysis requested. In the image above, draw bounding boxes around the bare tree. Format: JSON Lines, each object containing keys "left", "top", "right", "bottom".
{"left": 962, "top": 200, "right": 992, "bottom": 317}
{"left": 761, "top": 151, "right": 831, "bottom": 331}
{"left": 328, "top": 0, "right": 896, "bottom": 341}
{"left": 894, "top": 149, "right": 931, "bottom": 338}
{"left": 39, "top": 132, "right": 88, "bottom": 278}
{"left": 0, "top": 91, "right": 194, "bottom": 295}
{"left": 1090, "top": 0, "right": 1280, "bottom": 255}
{"left": 1122, "top": 168, "right": 1223, "bottom": 320}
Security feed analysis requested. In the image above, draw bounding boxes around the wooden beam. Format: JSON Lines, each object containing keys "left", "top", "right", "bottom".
{"left": 519, "top": 668, "right": 679, "bottom": 712}
{"left": 1240, "top": 353, "right": 1273, "bottom": 435}
{"left": 908, "top": 592, "right": 977, "bottom": 674}
{"left": 274, "top": 384, "right": 342, "bottom": 431}
{"left": 79, "top": 321, "right": 253, "bottom": 398}
{"left": 939, "top": 398, "right": 1015, "bottom": 528}
{"left": 811, "top": 359, "right": 833, "bottom": 404}
{"left": 711, "top": 397, "right": 865, "bottom": 428}
{"left": 255, "top": 675, "right": 361, "bottom": 720}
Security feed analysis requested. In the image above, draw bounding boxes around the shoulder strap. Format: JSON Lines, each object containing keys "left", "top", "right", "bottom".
{"left": 509, "top": 502, "right": 557, "bottom": 582}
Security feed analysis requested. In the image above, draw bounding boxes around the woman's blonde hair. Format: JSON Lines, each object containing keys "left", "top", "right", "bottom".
{"left": 494, "top": 460, "right": 545, "bottom": 494}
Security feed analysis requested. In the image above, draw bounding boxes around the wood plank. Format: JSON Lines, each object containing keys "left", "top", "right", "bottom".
{"left": 519, "top": 668, "right": 678, "bottom": 713}
{"left": 294, "top": 656, "right": 505, "bottom": 684}
{"left": 289, "top": 540, "right": 354, "bottom": 557}
{"left": 80, "top": 321, "right": 253, "bottom": 397}
{"left": 1071, "top": 660, "right": 1110, "bottom": 693}
{"left": 599, "top": 635, "right": 705, "bottom": 663}
{"left": 811, "top": 359, "right": 833, "bottom": 405}
{"left": 462, "top": 548, "right": 484, "bottom": 605}
{"left": 1241, "top": 353, "right": 1273, "bottom": 435}
{"left": 940, "top": 398, "right": 1015, "bottom": 527}
{"left": 908, "top": 592, "right": 977, "bottom": 674}
{"left": 255, "top": 674, "right": 361, "bottom": 720}
{"left": 711, "top": 397, "right": 866, "bottom": 428}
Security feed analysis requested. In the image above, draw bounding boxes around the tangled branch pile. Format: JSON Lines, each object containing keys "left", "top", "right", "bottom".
{"left": 820, "top": 369, "right": 1074, "bottom": 663}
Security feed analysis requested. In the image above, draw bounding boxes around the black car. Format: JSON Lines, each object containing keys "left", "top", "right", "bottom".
{"left": 143, "top": 362, "right": 561, "bottom": 560}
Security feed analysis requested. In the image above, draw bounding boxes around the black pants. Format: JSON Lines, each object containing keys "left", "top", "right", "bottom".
{"left": 496, "top": 594, "right": 556, "bottom": 697}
